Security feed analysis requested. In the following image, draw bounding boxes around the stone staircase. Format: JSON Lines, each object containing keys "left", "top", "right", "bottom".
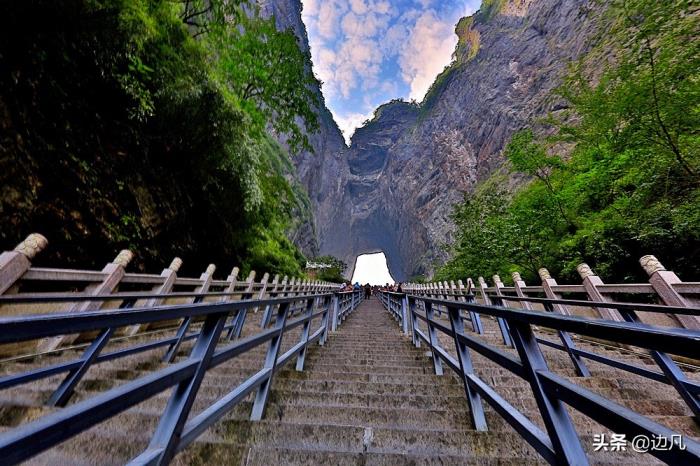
{"left": 0, "top": 298, "right": 698, "bottom": 464}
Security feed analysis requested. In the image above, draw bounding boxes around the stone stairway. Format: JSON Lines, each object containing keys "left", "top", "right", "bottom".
{"left": 0, "top": 298, "right": 698, "bottom": 464}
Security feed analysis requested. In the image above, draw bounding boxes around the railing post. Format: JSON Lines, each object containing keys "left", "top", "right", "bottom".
{"left": 138, "top": 310, "right": 228, "bottom": 465}
{"left": 616, "top": 308, "right": 700, "bottom": 418}
{"left": 39, "top": 249, "right": 134, "bottom": 352}
{"left": 640, "top": 255, "right": 700, "bottom": 330}
{"left": 508, "top": 319, "right": 588, "bottom": 465}
{"left": 480, "top": 277, "right": 513, "bottom": 347}
{"left": 47, "top": 327, "right": 115, "bottom": 407}
{"left": 409, "top": 296, "right": 419, "bottom": 347}
{"left": 296, "top": 298, "right": 315, "bottom": 371}
{"left": 331, "top": 293, "right": 340, "bottom": 332}
{"left": 424, "top": 302, "right": 444, "bottom": 376}
{"left": 253, "top": 272, "right": 270, "bottom": 313}
{"left": 401, "top": 294, "right": 409, "bottom": 335}
{"left": 511, "top": 272, "right": 533, "bottom": 311}
{"left": 261, "top": 274, "right": 280, "bottom": 328}
{"left": 0, "top": 233, "right": 48, "bottom": 295}
{"left": 575, "top": 264, "right": 623, "bottom": 321}
{"left": 126, "top": 257, "right": 183, "bottom": 336}
{"left": 538, "top": 268, "right": 591, "bottom": 377}
{"left": 459, "top": 279, "right": 483, "bottom": 334}
{"left": 162, "top": 264, "right": 216, "bottom": 363}
{"left": 447, "top": 305, "right": 487, "bottom": 431}
{"left": 230, "top": 270, "right": 256, "bottom": 339}
{"left": 319, "top": 295, "right": 332, "bottom": 345}
{"left": 221, "top": 266, "right": 240, "bottom": 302}
{"left": 251, "top": 302, "right": 290, "bottom": 421}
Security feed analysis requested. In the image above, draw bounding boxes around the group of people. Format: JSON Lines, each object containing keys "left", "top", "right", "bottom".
{"left": 339, "top": 281, "right": 404, "bottom": 299}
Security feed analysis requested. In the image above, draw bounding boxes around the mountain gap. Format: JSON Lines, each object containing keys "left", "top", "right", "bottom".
{"left": 350, "top": 252, "right": 396, "bottom": 285}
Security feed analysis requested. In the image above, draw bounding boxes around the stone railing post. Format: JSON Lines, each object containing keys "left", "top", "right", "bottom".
{"left": 40, "top": 249, "right": 134, "bottom": 352}
{"left": 331, "top": 293, "right": 340, "bottom": 332}
{"left": 538, "top": 268, "right": 570, "bottom": 316}
{"left": 160, "top": 264, "right": 216, "bottom": 362}
{"left": 511, "top": 272, "right": 533, "bottom": 311}
{"left": 253, "top": 273, "right": 270, "bottom": 313}
{"left": 477, "top": 277, "right": 491, "bottom": 305}
{"left": 0, "top": 233, "right": 48, "bottom": 295}
{"left": 640, "top": 255, "right": 699, "bottom": 330}
{"left": 225, "top": 266, "right": 240, "bottom": 299}
{"left": 401, "top": 293, "right": 409, "bottom": 335}
{"left": 492, "top": 274, "right": 506, "bottom": 301}
{"left": 244, "top": 271, "right": 257, "bottom": 298}
{"left": 125, "top": 257, "right": 183, "bottom": 335}
{"left": 575, "top": 263, "right": 623, "bottom": 321}
{"left": 147, "top": 257, "right": 183, "bottom": 306}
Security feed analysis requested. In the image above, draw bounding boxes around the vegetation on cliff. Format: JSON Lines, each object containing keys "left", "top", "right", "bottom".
{"left": 437, "top": 0, "right": 699, "bottom": 283}
{"left": 0, "top": 0, "right": 320, "bottom": 276}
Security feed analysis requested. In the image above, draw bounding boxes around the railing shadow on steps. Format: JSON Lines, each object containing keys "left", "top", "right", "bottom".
{"left": 377, "top": 290, "right": 700, "bottom": 465}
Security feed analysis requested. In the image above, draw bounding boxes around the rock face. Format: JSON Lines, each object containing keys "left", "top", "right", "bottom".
{"left": 258, "top": 0, "right": 347, "bottom": 259}
{"left": 267, "top": 0, "right": 603, "bottom": 280}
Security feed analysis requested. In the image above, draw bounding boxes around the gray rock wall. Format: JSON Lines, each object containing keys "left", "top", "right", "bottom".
{"left": 266, "top": 0, "right": 602, "bottom": 280}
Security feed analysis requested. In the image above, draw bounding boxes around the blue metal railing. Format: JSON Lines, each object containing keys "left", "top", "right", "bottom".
{"left": 378, "top": 291, "right": 700, "bottom": 465}
{"left": 0, "top": 289, "right": 361, "bottom": 465}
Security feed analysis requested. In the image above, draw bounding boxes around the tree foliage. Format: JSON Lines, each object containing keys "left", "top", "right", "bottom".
{"left": 0, "top": 0, "right": 319, "bottom": 275}
{"left": 210, "top": 9, "right": 320, "bottom": 154}
{"left": 310, "top": 255, "right": 347, "bottom": 283}
{"left": 436, "top": 0, "right": 700, "bottom": 283}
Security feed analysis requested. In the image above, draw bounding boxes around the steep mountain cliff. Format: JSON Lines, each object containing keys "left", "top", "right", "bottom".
{"left": 267, "top": 0, "right": 604, "bottom": 280}
{"left": 258, "top": 0, "right": 347, "bottom": 258}
{"left": 347, "top": 0, "right": 604, "bottom": 280}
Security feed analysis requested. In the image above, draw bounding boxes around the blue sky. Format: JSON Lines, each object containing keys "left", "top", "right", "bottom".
{"left": 301, "top": 0, "right": 482, "bottom": 143}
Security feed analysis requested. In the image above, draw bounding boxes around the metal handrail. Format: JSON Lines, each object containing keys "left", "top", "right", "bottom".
{"left": 0, "top": 288, "right": 338, "bottom": 304}
{"left": 487, "top": 294, "right": 700, "bottom": 316}
{"left": 0, "top": 291, "right": 360, "bottom": 465}
{"left": 377, "top": 291, "right": 700, "bottom": 465}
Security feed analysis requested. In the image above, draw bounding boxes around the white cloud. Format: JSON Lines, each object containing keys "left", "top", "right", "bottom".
{"left": 397, "top": 9, "right": 459, "bottom": 101}
{"left": 335, "top": 110, "right": 374, "bottom": 145}
{"left": 302, "top": 0, "right": 320, "bottom": 16}
{"left": 302, "top": 1, "right": 481, "bottom": 138}
{"left": 317, "top": 1, "right": 347, "bottom": 39}
{"left": 349, "top": 0, "right": 369, "bottom": 15}
{"left": 374, "top": 1, "right": 392, "bottom": 15}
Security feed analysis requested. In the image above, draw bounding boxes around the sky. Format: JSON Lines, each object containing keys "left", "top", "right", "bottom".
{"left": 351, "top": 252, "right": 396, "bottom": 285}
{"left": 301, "top": 0, "right": 481, "bottom": 143}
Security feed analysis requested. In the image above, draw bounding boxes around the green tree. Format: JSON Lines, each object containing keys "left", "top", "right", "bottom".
{"left": 208, "top": 9, "right": 320, "bottom": 154}
{"left": 437, "top": 0, "right": 700, "bottom": 282}
{"left": 310, "top": 255, "right": 347, "bottom": 283}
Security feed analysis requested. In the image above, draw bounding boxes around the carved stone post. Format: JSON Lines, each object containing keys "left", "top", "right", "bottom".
{"left": 538, "top": 268, "right": 591, "bottom": 377}
{"left": 0, "top": 234, "right": 48, "bottom": 294}
{"left": 477, "top": 277, "right": 491, "bottom": 305}
{"left": 511, "top": 272, "right": 533, "bottom": 311}
{"left": 126, "top": 257, "right": 183, "bottom": 335}
{"left": 538, "top": 268, "right": 570, "bottom": 316}
{"left": 220, "top": 267, "right": 240, "bottom": 302}
{"left": 40, "top": 249, "right": 134, "bottom": 352}
{"left": 640, "top": 255, "right": 699, "bottom": 330}
{"left": 253, "top": 273, "right": 270, "bottom": 313}
{"left": 492, "top": 274, "right": 506, "bottom": 301}
{"left": 575, "top": 263, "right": 623, "bottom": 321}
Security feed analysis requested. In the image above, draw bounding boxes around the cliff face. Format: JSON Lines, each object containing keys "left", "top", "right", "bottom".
{"left": 265, "top": 0, "right": 602, "bottom": 280}
{"left": 258, "top": 0, "right": 347, "bottom": 259}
